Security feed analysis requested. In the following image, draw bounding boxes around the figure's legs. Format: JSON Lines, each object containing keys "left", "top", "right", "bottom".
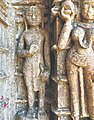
{"left": 39, "top": 83, "right": 45, "bottom": 110}
{"left": 38, "top": 83, "right": 49, "bottom": 120}
{"left": 57, "top": 50, "right": 68, "bottom": 78}
{"left": 23, "top": 62, "right": 35, "bottom": 118}
{"left": 84, "top": 67, "right": 94, "bottom": 120}
{"left": 66, "top": 59, "right": 80, "bottom": 120}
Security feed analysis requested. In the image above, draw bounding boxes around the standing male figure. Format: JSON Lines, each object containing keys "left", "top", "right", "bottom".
{"left": 17, "top": 5, "right": 50, "bottom": 119}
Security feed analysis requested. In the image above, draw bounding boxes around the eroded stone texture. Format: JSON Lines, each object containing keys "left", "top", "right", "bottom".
{"left": 0, "top": 0, "right": 94, "bottom": 120}
{"left": 51, "top": 0, "right": 94, "bottom": 120}
{"left": 14, "top": 3, "right": 50, "bottom": 120}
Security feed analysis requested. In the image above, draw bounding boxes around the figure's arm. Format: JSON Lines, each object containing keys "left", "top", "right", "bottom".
{"left": 43, "top": 31, "right": 50, "bottom": 72}
{"left": 51, "top": 21, "right": 73, "bottom": 51}
{"left": 17, "top": 34, "right": 31, "bottom": 58}
{"left": 39, "top": 31, "right": 50, "bottom": 82}
{"left": 57, "top": 22, "right": 73, "bottom": 50}
{"left": 56, "top": 1, "right": 75, "bottom": 50}
{"left": 29, "top": 42, "right": 39, "bottom": 55}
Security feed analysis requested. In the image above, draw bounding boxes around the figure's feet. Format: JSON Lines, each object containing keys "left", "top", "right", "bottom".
{"left": 72, "top": 116, "right": 79, "bottom": 120}
{"left": 38, "top": 108, "right": 48, "bottom": 120}
{"left": 57, "top": 74, "right": 67, "bottom": 81}
{"left": 38, "top": 107, "right": 46, "bottom": 115}
{"left": 15, "top": 110, "right": 27, "bottom": 120}
{"left": 26, "top": 108, "right": 38, "bottom": 120}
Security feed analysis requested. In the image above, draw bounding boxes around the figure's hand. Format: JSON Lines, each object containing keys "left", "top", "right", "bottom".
{"left": 61, "top": 7, "right": 74, "bottom": 23}
{"left": 29, "top": 44, "right": 39, "bottom": 55}
{"left": 39, "top": 64, "right": 50, "bottom": 82}
{"left": 26, "top": 51, "right": 33, "bottom": 57}
{"left": 51, "top": 5, "right": 60, "bottom": 16}
{"left": 51, "top": 44, "right": 58, "bottom": 51}
{"left": 17, "top": 50, "right": 32, "bottom": 58}
{"left": 41, "top": 69, "right": 50, "bottom": 82}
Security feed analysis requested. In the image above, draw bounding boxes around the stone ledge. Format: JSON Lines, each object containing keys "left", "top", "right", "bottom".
{"left": 52, "top": 107, "right": 71, "bottom": 116}
{"left": 15, "top": 99, "right": 28, "bottom": 103}
{"left": 52, "top": 75, "right": 68, "bottom": 84}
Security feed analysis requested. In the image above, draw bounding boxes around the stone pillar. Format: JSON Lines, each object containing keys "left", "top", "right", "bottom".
{"left": 52, "top": 50, "right": 71, "bottom": 120}
{"left": 7, "top": 4, "right": 17, "bottom": 120}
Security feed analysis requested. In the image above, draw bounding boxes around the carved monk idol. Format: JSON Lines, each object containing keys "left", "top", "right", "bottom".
{"left": 17, "top": 5, "right": 50, "bottom": 119}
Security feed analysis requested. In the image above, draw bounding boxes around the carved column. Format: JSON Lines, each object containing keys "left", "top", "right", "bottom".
{"left": 0, "top": 1, "right": 10, "bottom": 120}
{"left": 7, "top": 4, "right": 17, "bottom": 120}
{"left": 51, "top": 51, "right": 71, "bottom": 120}
{"left": 51, "top": 0, "right": 75, "bottom": 120}
{"left": 14, "top": 6, "right": 28, "bottom": 113}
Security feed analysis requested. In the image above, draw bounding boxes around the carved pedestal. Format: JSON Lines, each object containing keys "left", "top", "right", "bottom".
{"left": 52, "top": 50, "right": 71, "bottom": 120}
{"left": 38, "top": 111, "right": 49, "bottom": 120}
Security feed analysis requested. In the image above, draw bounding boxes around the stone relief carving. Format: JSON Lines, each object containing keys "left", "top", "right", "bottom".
{"left": 53, "top": 0, "right": 75, "bottom": 76}
{"left": 16, "top": 4, "right": 50, "bottom": 120}
{"left": 0, "top": 0, "right": 94, "bottom": 120}
{"left": 66, "top": 27, "right": 94, "bottom": 120}
{"left": 51, "top": 0, "right": 94, "bottom": 120}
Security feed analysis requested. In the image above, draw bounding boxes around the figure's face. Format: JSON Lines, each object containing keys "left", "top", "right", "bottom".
{"left": 26, "top": 6, "right": 42, "bottom": 26}
{"left": 81, "top": 0, "right": 94, "bottom": 21}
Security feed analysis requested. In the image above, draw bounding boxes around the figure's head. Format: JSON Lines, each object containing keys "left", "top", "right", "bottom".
{"left": 80, "top": 0, "right": 94, "bottom": 22}
{"left": 61, "top": 0, "right": 75, "bottom": 20}
{"left": 26, "top": 5, "right": 42, "bottom": 26}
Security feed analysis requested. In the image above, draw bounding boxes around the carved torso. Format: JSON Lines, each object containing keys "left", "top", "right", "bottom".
{"left": 24, "top": 27, "right": 44, "bottom": 50}
{"left": 67, "top": 24, "right": 94, "bottom": 67}
{"left": 23, "top": 27, "right": 44, "bottom": 62}
{"left": 23, "top": 27, "right": 45, "bottom": 91}
{"left": 67, "top": 46, "right": 94, "bottom": 67}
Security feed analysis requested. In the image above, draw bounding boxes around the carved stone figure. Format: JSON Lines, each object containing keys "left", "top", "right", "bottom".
{"left": 17, "top": 5, "right": 50, "bottom": 120}
{"left": 1, "top": 0, "right": 94, "bottom": 120}
{"left": 52, "top": 0, "right": 75, "bottom": 77}
{"left": 51, "top": 0, "right": 75, "bottom": 120}
{"left": 84, "top": 29, "right": 94, "bottom": 120}
{"left": 78, "top": 0, "right": 94, "bottom": 119}
{"left": 66, "top": 26, "right": 94, "bottom": 120}
{"left": 78, "top": 0, "right": 94, "bottom": 33}
{"left": 66, "top": 0, "right": 94, "bottom": 119}
{"left": 51, "top": 0, "right": 94, "bottom": 120}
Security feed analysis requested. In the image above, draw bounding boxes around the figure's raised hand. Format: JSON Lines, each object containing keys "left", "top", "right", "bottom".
{"left": 51, "top": 5, "right": 60, "bottom": 16}
{"left": 61, "top": 7, "right": 74, "bottom": 23}
{"left": 60, "top": 1, "right": 75, "bottom": 23}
